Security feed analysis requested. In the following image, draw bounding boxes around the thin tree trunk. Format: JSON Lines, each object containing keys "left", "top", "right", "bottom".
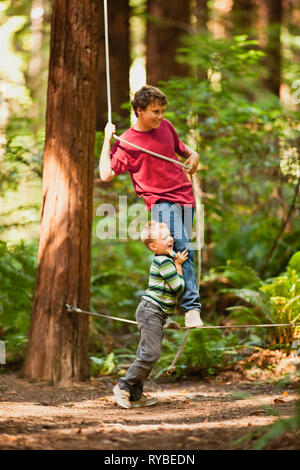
{"left": 23, "top": 0, "right": 100, "bottom": 384}
{"left": 146, "top": 0, "right": 191, "bottom": 86}
{"left": 193, "top": 0, "right": 209, "bottom": 32}
{"left": 26, "top": 0, "right": 45, "bottom": 124}
{"left": 97, "top": 0, "right": 130, "bottom": 130}
{"left": 263, "top": 0, "right": 282, "bottom": 96}
{"left": 230, "top": 0, "right": 257, "bottom": 35}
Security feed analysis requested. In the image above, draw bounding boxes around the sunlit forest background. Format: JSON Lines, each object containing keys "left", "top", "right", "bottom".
{"left": 0, "top": 0, "right": 300, "bottom": 381}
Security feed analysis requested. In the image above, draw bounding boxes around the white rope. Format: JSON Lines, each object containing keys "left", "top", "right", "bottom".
{"left": 103, "top": 0, "right": 112, "bottom": 124}
{"left": 112, "top": 134, "right": 189, "bottom": 169}
{"left": 66, "top": 305, "right": 300, "bottom": 330}
{"left": 66, "top": 305, "right": 137, "bottom": 325}
{"left": 103, "top": 0, "right": 189, "bottom": 170}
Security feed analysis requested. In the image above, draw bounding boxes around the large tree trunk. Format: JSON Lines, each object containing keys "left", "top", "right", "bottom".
{"left": 23, "top": 0, "right": 100, "bottom": 384}
{"left": 96, "top": 0, "right": 130, "bottom": 131}
{"left": 146, "top": 0, "right": 191, "bottom": 86}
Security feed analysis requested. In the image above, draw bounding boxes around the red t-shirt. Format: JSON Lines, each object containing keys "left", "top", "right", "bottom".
{"left": 110, "top": 119, "right": 195, "bottom": 210}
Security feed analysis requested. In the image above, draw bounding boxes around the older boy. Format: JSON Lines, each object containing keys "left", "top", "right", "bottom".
{"left": 99, "top": 85, "right": 203, "bottom": 329}
{"left": 113, "top": 221, "right": 188, "bottom": 409}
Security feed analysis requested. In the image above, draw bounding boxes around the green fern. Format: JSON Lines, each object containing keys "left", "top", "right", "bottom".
{"left": 221, "top": 254, "right": 300, "bottom": 345}
{"left": 153, "top": 329, "right": 239, "bottom": 379}
{"left": 0, "top": 240, "right": 37, "bottom": 362}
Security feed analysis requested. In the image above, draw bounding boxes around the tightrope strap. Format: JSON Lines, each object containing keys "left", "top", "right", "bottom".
{"left": 66, "top": 305, "right": 300, "bottom": 330}
{"left": 66, "top": 304, "right": 137, "bottom": 325}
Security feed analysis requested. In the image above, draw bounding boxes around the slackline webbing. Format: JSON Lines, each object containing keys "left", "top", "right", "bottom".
{"left": 66, "top": 305, "right": 300, "bottom": 330}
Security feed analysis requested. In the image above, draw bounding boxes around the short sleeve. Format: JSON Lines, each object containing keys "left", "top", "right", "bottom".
{"left": 167, "top": 120, "right": 186, "bottom": 157}
{"left": 110, "top": 141, "right": 131, "bottom": 175}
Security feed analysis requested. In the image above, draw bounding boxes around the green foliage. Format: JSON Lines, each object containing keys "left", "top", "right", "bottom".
{"left": 0, "top": 240, "right": 37, "bottom": 363}
{"left": 90, "top": 353, "right": 116, "bottom": 376}
{"left": 153, "top": 328, "right": 239, "bottom": 379}
{"left": 216, "top": 253, "right": 300, "bottom": 345}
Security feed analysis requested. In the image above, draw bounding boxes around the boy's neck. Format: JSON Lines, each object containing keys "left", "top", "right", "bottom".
{"left": 133, "top": 120, "right": 152, "bottom": 132}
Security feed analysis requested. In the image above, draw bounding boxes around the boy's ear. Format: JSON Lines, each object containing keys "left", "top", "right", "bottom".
{"left": 148, "top": 242, "right": 157, "bottom": 252}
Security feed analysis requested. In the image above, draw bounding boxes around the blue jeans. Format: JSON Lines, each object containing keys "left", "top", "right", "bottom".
{"left": 151, "top": 201, "right": 201, "bottom": 312}
{"left": 118, "top": 299, "right": 167, "bottom": 401}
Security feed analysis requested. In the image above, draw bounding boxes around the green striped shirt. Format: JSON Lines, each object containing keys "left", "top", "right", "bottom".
{"left": 143, "top": 255, "right": 185, "bottom": 314}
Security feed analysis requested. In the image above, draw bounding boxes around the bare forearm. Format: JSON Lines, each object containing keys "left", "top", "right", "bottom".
{"left": 175, "top": 263, "right": 183, "bottom": 276}
{"left": 99, "top": 122, "right": 116, "bottom": 182}
{"left": 184, "top": 144, "right": 199, "bottom": 159}
{"left": 99, "top": 137, "right": 113, "bottom": 181}
{"left": 183, "top": 144, "right": 199, "bottom": 174}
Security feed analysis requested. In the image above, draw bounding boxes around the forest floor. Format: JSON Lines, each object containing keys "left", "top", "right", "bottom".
{"left": 0, "top": 349, "right": 299, "bottom": 451}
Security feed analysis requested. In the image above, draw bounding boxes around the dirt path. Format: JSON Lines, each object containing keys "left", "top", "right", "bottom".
{"left": 0, "top": 362, "right": 299, "bottom": 451}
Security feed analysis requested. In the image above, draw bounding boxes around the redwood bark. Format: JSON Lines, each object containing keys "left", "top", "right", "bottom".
{"left": 97, "top": 0, "right": 130, "bottom": 130}
{"left": 146, "top": 0, "right": 191, "bottom": 86}
{"left": 23, "top": 0, "right": 100, "bottom": 384}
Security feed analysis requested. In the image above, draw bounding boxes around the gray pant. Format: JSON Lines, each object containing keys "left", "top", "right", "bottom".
{"left": 118, "top": 298, "right": 167, "bottom": 401}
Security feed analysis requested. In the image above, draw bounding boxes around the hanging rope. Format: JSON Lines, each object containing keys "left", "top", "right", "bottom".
{"left": 103, "top": 0, "right": 112, "bottom": 124}
{"left": 103, "top": 0, "right": 189, "bottom": 170}
{"left": 102, "top": 0, "right": 201, "bottom": 284}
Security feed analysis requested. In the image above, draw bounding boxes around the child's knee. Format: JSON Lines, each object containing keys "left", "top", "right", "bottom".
{"left": 140, "top": 344, "right": 161, "bottom": 366}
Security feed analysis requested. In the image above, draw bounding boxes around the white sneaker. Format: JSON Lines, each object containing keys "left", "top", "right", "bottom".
{"left": 163, "top": 316, "right": 180, "bottom": 329}
{"left": 131, "top": 394, "right": 158, "bottom": 408}
{"left": 185, "top": 309, "right": 203, "bottom": 328}
{"left": 113, "top": 384, "right": 131, "bottom": 409}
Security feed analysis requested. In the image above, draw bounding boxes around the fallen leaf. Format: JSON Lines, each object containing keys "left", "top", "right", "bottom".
{"left": 247, "top": 423, "right": 252, "bottom": 427}
{"left": 282, "top": 391, "right": 288, "bottom": 396}
{"left": 274, "top": 398, "right": 285, "bottom": 404}
{"left": 185, "top": 399, "right": 189, "bottom": 404}
{"left": 250, "top": 411, "right": 262, "bottom": 416}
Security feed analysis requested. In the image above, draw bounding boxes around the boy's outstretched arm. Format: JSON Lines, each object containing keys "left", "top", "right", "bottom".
{"left": 183, "top": 144, "right": 199, "bottom": 174}
{"left": 99, "top": 122, "right": 116, "bottom": 182}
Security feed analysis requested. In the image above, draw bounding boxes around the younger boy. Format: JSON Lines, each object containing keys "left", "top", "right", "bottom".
{"left": 113, "top": 221, "right": 188, "bottom": 409}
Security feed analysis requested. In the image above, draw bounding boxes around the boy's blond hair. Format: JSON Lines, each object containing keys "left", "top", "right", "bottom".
{"left": 141, "top": 221, "right": 169, "bottom": 249}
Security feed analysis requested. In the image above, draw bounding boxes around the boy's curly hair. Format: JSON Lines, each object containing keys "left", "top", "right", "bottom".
{"left": 140, "top": 221, "right": 169, "bottom": 249}
{"left": 131, "top": 85, "right": 168, "bottom": 117}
